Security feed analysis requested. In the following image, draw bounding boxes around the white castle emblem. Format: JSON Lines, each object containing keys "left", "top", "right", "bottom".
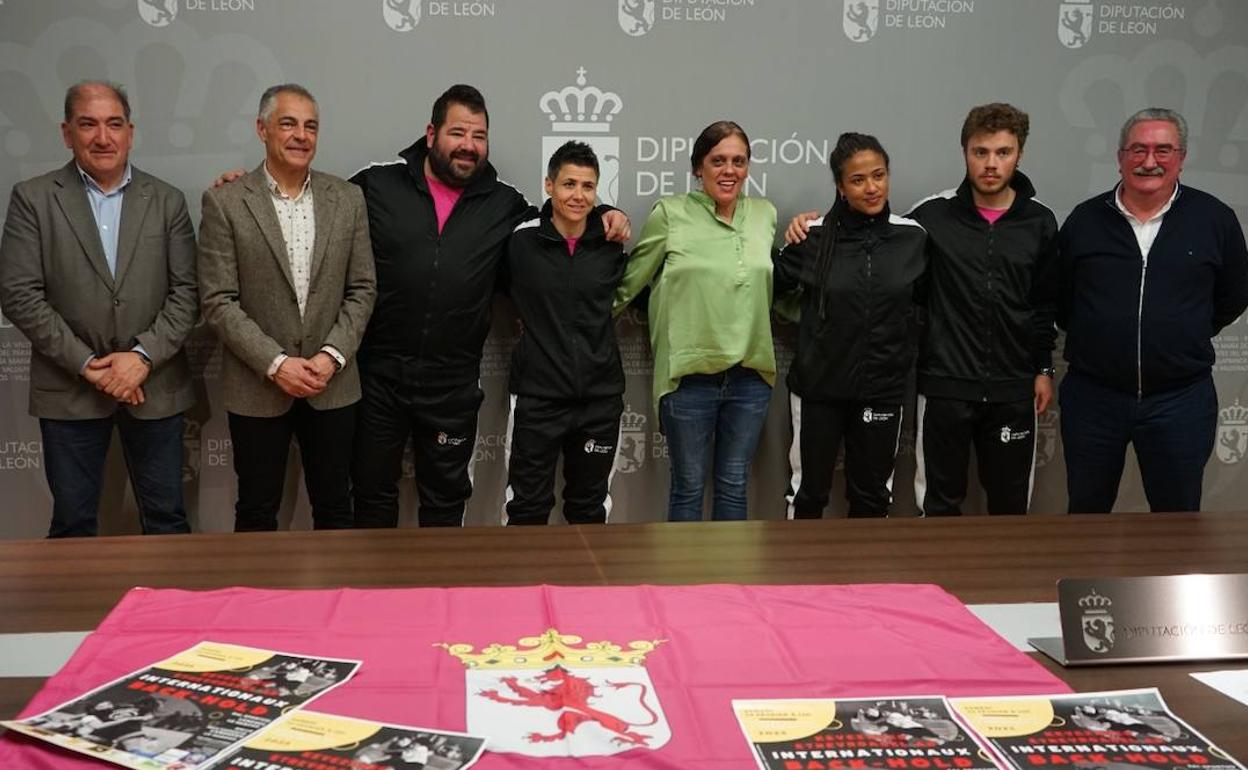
{"left": 539, "top": 67, "right": 623, "bottom": 206}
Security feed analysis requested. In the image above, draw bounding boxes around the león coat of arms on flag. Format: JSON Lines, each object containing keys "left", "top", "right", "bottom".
{"left": 439, "top": 628, "right": 670, "bottom": 757}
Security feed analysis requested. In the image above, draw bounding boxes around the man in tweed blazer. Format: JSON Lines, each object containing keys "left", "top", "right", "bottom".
{"left": 0, "top": 81, "right": 198, "bottom": 538}
{"left": 198, "top": 84, "right": 375, "bottom": 531}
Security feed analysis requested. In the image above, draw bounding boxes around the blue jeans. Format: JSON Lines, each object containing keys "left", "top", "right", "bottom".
{"left": 1060, "top": 369, "right": 1216, "bottom": 513}
{"left": 659, "top": 366, "right": 772, "bottom": 521}
{"left": 40, "top": 412, "right": 188, "bottom": 538}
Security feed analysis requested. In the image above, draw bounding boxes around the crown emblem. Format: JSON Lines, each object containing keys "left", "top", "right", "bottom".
{"left": 1220, "top": 399, "right": 1248, "bottom": 426}
{"left": 539, "top": 68, "right": 622, "bottom": 134}
{"left": 438, "top": 629, "right": 665, "bottom": 670}
{"left": 1078, "top": 589, "right": 1112, "bottom": 610}
{"left": 620, "top": 405, "right": 647, "bottom": 432}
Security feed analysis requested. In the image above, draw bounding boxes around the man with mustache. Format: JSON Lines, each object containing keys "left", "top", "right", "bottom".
{"left": 348, "top": 85, "right": 629, "bottom": 527}
{"left": 1057, "top": 107, "right": 1248, "bottom": 512}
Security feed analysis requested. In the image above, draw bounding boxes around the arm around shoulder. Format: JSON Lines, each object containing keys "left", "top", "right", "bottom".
{"left": 613, "top": 198, "right": 669, "bottom": 315}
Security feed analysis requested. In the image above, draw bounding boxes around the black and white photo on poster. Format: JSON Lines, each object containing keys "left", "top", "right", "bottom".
{"left": 951, "top": 688, "right": 1245, "bottom": 770}
{"left": 1, "top": 641, "right": 361, "bottom": 770}
{"left": 733, "top": 695, "right": 1003, "bottom": 770}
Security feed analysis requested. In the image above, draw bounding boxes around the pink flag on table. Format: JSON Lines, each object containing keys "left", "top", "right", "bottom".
{"left": 0, "top": 583, "right": 1068, "bottom": 768}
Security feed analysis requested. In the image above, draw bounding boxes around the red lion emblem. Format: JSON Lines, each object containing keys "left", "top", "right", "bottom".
{"left": 478, "top": 666, "right": 660, "bottom": 746}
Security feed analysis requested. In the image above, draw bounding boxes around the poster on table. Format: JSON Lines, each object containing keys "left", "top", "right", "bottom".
{"left": 208, "top": 709, "right": 487, "bottom": 770}
{"left": 1, "top": 641, "right": 361, "bottom": 770}
{"left": 951, "top": 688, "right": 1245, "bottom": 770}
{"left": 733, "top": 695, "right": 1003, "bottom": 770}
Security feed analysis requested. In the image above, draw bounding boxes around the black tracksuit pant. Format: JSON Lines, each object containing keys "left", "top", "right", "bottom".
{"left": 915, "top": 394, "right": 1035, "bottom": 515}
{"left": 504, "top": 394, "right": 623, "bottom": 526}
{"left": 786, "top": 395, "right": 903, "bottom": 519}
{"left": 352, "top": 372, "right": 484, "bottom": 528}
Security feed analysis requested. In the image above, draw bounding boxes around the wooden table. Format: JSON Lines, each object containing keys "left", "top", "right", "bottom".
{"left": 2, "top": 512, "right": 1246, "bottom": 755}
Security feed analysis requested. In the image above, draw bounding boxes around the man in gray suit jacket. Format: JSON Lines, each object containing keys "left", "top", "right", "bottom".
{"left": 198, "top": 83, "right": 376, "bottom": 531}
{"left": 0, "top": 81, "right": 199, "bottom": 538}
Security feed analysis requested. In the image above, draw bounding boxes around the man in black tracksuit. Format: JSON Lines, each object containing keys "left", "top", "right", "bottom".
{"left": 907, "top": 103, "right": 1058, "bottom": 516}
{"left": 350, "top": 86, "right": 627, "bottom": 527}
{"left": 502, "top": 142, "right": 627, "bottom": 525}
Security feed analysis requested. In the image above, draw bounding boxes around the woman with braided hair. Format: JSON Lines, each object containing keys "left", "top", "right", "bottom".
{"left": 774, "top": 132, "right": 927, "bottom": 518}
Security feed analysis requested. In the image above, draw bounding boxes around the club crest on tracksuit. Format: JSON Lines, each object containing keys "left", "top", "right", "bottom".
{"left": 439, "top": 629, "right": 670, "bottom": 756}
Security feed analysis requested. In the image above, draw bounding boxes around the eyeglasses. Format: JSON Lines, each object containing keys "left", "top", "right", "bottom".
{"left": 1121, "top": 144, "right": 1181, "bottom": 161}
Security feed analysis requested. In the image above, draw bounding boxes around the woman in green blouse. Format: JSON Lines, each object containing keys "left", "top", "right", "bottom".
{"left": 614, "top": 121, "right": 777, "bottom": 521}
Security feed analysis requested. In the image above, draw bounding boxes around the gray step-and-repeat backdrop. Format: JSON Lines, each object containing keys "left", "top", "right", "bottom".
{"left": 1, "top": 0, "right": 1246, "bottom": 536}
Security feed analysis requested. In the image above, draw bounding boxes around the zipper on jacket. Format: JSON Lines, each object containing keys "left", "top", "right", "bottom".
{"left": 1136, "top": 248, "right": 1148, "bottom": 400}
{"left": 865, "top": 246, "right": 874, "bottom": 333}
{"left": 984, "top": 225, "right": 994, "bottom": 401}
{"left": 568, "top": 239, "right": 582, "bottom": 398}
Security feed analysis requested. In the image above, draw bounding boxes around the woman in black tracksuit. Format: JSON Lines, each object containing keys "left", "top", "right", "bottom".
{"left": 501, "top": 141, "right": 627, "bottom": 526}
{"left": 774, "top": 132, "right": 927, "bottom": 518}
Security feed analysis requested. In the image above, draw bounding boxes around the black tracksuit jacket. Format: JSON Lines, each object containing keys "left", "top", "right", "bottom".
{"left": 349, "top": 140, "right": 534, "bottom": 388}
{"left": 774, "top": 202, "right": 928, "bottom": 404}
{"left": 503, "top": 201, "right": 627, "bottom": 400}
{"left": 907, "top": 171, "right": 1059, "bottom": 402}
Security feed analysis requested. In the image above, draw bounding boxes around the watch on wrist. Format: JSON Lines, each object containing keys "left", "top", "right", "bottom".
{"left": 1038, "top": 366, "right": 1056, "bottom": 378}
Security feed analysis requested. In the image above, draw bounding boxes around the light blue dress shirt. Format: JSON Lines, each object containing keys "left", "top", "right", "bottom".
{"left": 78, "top": 163, "right": 131, "bottom": 277}
{"left": 76, "top": 164, "right": 148, "bottom": 372}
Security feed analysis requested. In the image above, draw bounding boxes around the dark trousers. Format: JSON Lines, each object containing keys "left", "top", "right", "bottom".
{"left": 40, "top": 412, "right": 188, "bottom": 538}
{"left": 915, "top": 395, "right": 1035, "bottom": 516}
{"left": 786, "top": 395, "right": 903, "bottom": 519}
{"left": 352, "top": 374, "right": 483, "bottom": 528}
{"left": 1060, "top": 369, "right": 1216, "bottom": 513}
{"left": 228, "top": 401, "right": 356, "bottom": 531}
{"left": 504, "top": 394, "right": 624, "bottom": 526}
